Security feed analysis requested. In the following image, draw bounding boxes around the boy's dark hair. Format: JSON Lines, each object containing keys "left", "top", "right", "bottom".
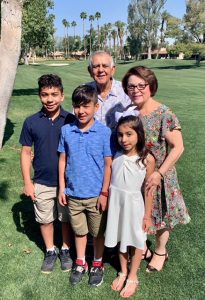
{"left": 38, "top": 74, "right": 63, "bottom": 94}
{"left": 116, "top": 115, "right": 148, "bottom": 165}
{"left": 72, "top": 85, "right": 98, "bottom": 106}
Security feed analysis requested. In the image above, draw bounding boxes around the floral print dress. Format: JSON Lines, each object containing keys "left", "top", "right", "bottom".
{"left": 141, "top": 104, "right": 190, "bottom": 233}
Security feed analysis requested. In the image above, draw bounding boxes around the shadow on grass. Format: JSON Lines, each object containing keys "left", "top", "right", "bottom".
{"left": 2, "top": 118, "right": 15, "bottom": 146}
{"left": 0, "top": 180, "right": 9, "bottom": 201}
{"left": 12, "top": 88, "right": 38, "bottom": 96}
{"left": 11, "top": 194, "right": 120, "bottom": 267}
{"left": 11, "top": 194, "right": 76, "bottom": 256}
{"left": 12, "top": 195, "right": 44, "bottom": 251}
{"left": 151, "top": 64, "right": 201, "bottom": 70}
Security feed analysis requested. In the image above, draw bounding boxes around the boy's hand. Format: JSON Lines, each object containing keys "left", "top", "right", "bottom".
{"left": 97, "top": 195, "right": 108, "bottom": 212}
{"left": 143, "top": 217, "right": 153, "bottom": 233}
{"left": 58, "top": 191, "right": 68, "bottom": 206}
{"left": 23, "top": 182, "right": 35, "bottom": 201}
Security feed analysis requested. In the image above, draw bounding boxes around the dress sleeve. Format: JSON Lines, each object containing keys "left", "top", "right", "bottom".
{"left": 162, "top": 108, "right": 181, "bottom": 138}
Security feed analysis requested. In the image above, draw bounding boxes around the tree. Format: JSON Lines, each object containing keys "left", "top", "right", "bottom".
{"left": 128, "top": 0, "right": 167, "bottom": 59}
{"left": 111, "top": 29, "right": 117, "bottom": 58}
{"left": 80, "top": 11, "right": 87, "bottom": 59}
{"left": 21, "top": 0, "right": 55, "bottom": 63}
{"left": 0, "top": 0, "right": 24, "bottom": 149}
{"left": 89, "top": 15, "right": 95, "bottom": 54}
{"left": 71, "top": 21, "right": 77, "bottom": 39}
{"left": 95, "top": 12, "right": 101, "bottom": 50}
{"left": 62, "top": 18, "right": 70, "bottom": 58}
{"left": 184, "top": 0, "right": 205, "bottom": 43}
{"left": 115, "top": 21, "right": 126, "bottom": 59}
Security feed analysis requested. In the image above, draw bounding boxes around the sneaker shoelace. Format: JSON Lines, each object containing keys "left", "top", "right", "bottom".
{"left": 74, "top": 265, "right": 85, "bottom": 273}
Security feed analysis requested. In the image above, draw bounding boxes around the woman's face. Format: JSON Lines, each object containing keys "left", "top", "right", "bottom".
{"left": 127, "top": 75, "right": 151, "bottom": 108}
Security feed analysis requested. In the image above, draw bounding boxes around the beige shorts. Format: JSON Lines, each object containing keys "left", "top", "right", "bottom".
{"left": 34, "top": 183, "right": 69, "bottom": 223}
{"left": 68, "top": 196, "right": 107, "bottom": 237}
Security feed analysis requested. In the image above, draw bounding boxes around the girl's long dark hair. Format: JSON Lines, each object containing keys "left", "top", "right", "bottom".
{"left": 116, "top": 115, "right": 148, "bottom": 166}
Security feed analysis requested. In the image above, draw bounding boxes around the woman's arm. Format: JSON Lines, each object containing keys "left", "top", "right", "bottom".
{"left": 143, "top": 154, "right": 155, "bottom": 232}
{"left": 146, "top": 129, "right": 184, "bottom": 190}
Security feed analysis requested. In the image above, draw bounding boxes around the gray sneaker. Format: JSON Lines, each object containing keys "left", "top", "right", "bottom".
{"left": 59, "top": 249, "right": 73, "bottom": 272}
{"left": 41, "top": 250, "right": 58, "bottom": 274}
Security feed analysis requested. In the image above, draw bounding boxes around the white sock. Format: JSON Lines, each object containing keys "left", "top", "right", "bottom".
{"left": 61, "top": 247, "right": 70, "bottom": 251}
{"left": 94, "top": 257, "right": 102, "bottom": 262}
{"left": 46, "top": 247, "right": 55, "bottom": 252}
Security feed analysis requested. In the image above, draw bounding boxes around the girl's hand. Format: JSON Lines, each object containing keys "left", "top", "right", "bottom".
{"left": 145, "top": 171, "right": 162, "bottom": 191}
{"left": 143, "top": 217, "right": 153, "bottom": 232}
{"left": 58, "top": 191, "right": 68, "bottom": 206}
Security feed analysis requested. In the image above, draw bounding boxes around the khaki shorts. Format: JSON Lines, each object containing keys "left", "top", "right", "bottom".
{"left": 68, "top": 196, "right": 107, "bottom": 237}
{"left": 34, "top": 183, "right": 69, "bottom": 223}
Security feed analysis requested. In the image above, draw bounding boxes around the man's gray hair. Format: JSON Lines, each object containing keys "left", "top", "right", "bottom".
{"left": 88, "top": 51, "right": 115, "bottom": 68}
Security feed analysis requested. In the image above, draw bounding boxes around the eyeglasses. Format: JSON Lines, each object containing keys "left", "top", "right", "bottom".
{"left": 127, "top": 83, "right": 149, "bottom": 91}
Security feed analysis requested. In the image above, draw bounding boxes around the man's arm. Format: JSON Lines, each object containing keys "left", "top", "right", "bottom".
{"left": 20, "top": 146, "right": 35, "bottom": 201}
{"left": 97, "top": 156, "right": 112, "bottom": 212}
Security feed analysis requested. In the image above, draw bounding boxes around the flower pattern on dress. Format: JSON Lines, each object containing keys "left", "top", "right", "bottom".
{"left": 141, "top": 104, "right": 190, "bottom": 234}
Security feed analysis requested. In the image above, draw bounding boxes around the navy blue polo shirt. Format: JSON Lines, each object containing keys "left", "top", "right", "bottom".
{"left": 19, "top": 107, "right": 76, "bottom": 187}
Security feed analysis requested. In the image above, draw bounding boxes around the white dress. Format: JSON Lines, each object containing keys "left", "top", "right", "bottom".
{"left": 105, "top": 152, "right": 147, "bottom": 253}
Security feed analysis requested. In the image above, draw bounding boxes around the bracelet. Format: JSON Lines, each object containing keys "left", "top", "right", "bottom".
{"left": 100, "top": 191, "right": 109, "bottom": 197}
{"left": 157, "top": 170, "right": 163, "bottom": 179}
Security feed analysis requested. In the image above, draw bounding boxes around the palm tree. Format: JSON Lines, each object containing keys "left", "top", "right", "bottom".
{"left": 95, "top": 12, "right": 101, "bottom": 50}
{"left": 71, "top": 21, "right": 77, "bottom": 39}
{"left": 89, "top": 15, "right": 95, "bottom": 54}
{"left": 111, "top": 29, "right": 117, "bottom": 59}
{"left": 80, "top": 12, "right": 87, "bottom": 59}
{"left": 62, "top": 18, "right": 70, "bottom": 58}
{"left": 115, "top": 21, "right": 126, "bottom": 60}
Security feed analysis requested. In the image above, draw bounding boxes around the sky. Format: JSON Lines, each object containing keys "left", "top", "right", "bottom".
{"left": 52, "top": 0, "right": 186, "bottom": 38}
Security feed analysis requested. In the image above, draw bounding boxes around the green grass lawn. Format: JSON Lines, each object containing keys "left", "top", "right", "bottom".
{"left": 0, "top": 59, "right": 205, "bottom": 299}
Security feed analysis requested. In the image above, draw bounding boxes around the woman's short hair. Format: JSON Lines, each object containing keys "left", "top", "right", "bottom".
{"left": 122, "top": 66, "right": 158, "bottom": 97}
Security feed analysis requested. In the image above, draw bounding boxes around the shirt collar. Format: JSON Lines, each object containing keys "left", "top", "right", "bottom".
{"left": 71, "top": 119, "right": 98, "bottom": 133}
{"left": 91, "top": 79, "right": 117, "bottom": 99}
{"left": 39, "top": 106, "right": 67, "bottom": 119}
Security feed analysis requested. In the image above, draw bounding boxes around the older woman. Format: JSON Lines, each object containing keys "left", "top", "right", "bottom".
{"left": 121, "top": 66, "right": 190, "bottom": 272}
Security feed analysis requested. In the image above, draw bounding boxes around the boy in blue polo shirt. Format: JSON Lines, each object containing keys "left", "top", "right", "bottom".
{"left": 20, "top": 74, "right": 76, "bottom": 273}
{"left": 58, "top": 85, "right": 112, "bottom": 287}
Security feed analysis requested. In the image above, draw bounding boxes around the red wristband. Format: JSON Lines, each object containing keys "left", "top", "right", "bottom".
{"left": 100, "top": 191, "right": 109, "bottom": 197}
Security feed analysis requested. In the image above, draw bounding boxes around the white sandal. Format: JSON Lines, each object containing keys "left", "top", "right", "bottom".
{"left": 111, "top": 272, "right": 127, "bottom": 292}
{"left": 120, "top": 278, "right": 139, "bottom": 298}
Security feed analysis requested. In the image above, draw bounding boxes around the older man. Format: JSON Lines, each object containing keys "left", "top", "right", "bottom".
{"left": 87, "top": 51, "right": 131, "bottom": 130}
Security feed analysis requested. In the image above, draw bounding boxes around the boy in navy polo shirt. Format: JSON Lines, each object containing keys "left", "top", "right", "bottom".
{"left": 58, "top": 85, "right": 112, "bottom": 287}
{"left": 20, "top": 74, "right": 76, "bottom": 273}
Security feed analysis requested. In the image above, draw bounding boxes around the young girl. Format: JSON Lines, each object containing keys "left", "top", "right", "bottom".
{"left": 105, "top": 115, "right": 155, "bottom": 298}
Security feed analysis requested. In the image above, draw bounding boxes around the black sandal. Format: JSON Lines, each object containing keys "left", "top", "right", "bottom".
{"left": 146, "top": 251, "right": 168, "bottom": 272}
{"left": 142, "top": 240, "right": 153, "bottom": 262}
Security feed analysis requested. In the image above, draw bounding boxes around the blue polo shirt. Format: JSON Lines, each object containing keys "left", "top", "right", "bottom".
{"left": 58, "top": 120, "right": 113, "bottom": 198}
{"left": 19, "top": 108, "right": 76, "bottom": 187}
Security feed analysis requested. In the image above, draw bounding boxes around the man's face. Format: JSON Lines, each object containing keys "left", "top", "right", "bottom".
{"left": 89, "top": 53, "right": 116, "bottom": 86}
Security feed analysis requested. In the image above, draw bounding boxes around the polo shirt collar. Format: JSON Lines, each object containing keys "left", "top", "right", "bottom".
{"left": 39, "top": 106, "right": 67, "bottom": 119}
{"left": 93, "top": 78, "right": 117, "bottom": 98}
{"left": 71, "top": 119, "right": 98, "bottom": 133}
